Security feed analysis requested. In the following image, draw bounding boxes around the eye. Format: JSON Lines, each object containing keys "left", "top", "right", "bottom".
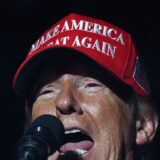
{"left": 38, "top": 90, "right": 54, "bottom": 96}
{"left": 80, "top": 81, "right": 104, "bottom": 96}
{"left": 85, "top": 83, "right": 101, "bottom": 88}
{"left": 36, "top": 83, "right": 60, "bottom": 97}
{"left": 35, "top": 88, "right": 57, "bottom": 100}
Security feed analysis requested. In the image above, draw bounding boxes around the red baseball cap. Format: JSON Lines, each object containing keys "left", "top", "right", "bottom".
{"left": 13, "top": 13, "right": 150, "bottom": 98}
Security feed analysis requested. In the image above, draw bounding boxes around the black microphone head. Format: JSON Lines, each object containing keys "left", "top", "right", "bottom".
{"left": 24, "top": 114, "right": 65, "bottom": 153}
{"left": 24, "top": 114, "right": 64, "bottom": 152}
{"left": 15, "top": 114, "right": 65, "bottom": 160}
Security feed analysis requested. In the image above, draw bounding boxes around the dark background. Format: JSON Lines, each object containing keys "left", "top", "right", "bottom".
{"left": 0, "top": 0, "right": 160, "bottom": 159}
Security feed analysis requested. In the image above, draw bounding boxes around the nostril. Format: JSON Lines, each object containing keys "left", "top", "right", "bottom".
{"left": 69, "top": 107, "right": 77, "bottom": 114}
{"left": 56, "top": 104, "right": 83, "bottom": 116}
{"left": 77, "top": 107, "right": 83, "bottom": 115}
{"left": 59, "top": 105, "right": 76, "bottom": 115}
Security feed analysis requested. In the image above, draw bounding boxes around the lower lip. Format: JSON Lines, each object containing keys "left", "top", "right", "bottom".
{"left": 81, "top": 145, "right": 95, "bottom": 159}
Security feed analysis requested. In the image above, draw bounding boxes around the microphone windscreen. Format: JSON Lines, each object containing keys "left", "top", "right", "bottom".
{"left": 24, "top": 114, "right": 65, "bottom": 153}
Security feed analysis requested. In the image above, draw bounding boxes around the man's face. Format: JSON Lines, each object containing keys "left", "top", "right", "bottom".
{"left": 30, "top": 55, "right": 135, "bottom": 160}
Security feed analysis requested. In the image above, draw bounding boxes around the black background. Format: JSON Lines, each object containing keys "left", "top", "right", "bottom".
{"left": 0, "top": 0, "right": 160, "bottom": 159}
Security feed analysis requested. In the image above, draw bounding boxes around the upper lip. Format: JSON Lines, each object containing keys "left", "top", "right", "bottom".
{"left": 60, "top": 118, "right": 95, "bottom": 145}
{"left": 64, "top": 127, "right": 90, "bottom": 136}
{"left": 65, "top": 128, "right": 82, "bottom": 134}
{"left": 61, "top": 126, "right": 94, "bottom": 145}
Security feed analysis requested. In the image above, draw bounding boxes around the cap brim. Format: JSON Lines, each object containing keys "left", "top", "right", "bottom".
{"left": 13, "top": 47, "right": 78, "bottom": 96}
{"left": 14, "top": 47, "right": 134, "bottom": 103}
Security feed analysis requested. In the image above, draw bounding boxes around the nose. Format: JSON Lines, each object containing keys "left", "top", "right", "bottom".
{"left": 55, "top": 80, "right": 83, "bottom": 116}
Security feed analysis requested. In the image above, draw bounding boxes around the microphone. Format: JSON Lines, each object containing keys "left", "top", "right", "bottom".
{"left": 15, "top": 114, "right": 65, "bottom": 160}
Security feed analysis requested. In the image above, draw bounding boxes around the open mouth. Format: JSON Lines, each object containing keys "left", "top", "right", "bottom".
{"left": 59, "top": 128, "right": 94, "bottom": 156}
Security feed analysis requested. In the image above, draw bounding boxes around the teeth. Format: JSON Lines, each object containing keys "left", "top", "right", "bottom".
{"left": 59, "top": 152, "right": 65, "bottom": 156}
{"left": 65, "top": 129, "right": 81, "bottom": 134}
{"left": 75, "top": 149, "right": 87, "bottom": 155}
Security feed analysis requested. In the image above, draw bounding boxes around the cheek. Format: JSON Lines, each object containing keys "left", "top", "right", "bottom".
{"left": 83, "top": 92, "right": 116, "bottom": 122}
{"left": 79, "top": 91, "right": 117, "bottom": 138}
{"left": 31, "top": 99, "right": 56, "bottom": 120}
{"left": 83, "top": 91, "right": 132, "bottom": 133}
{"left": 98, "top": 93, "right": 134, "bottom": 144}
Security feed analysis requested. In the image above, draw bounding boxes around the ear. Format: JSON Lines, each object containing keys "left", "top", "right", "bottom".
{"left": 136, "top": 114, "right": 158, "bottom": 145}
